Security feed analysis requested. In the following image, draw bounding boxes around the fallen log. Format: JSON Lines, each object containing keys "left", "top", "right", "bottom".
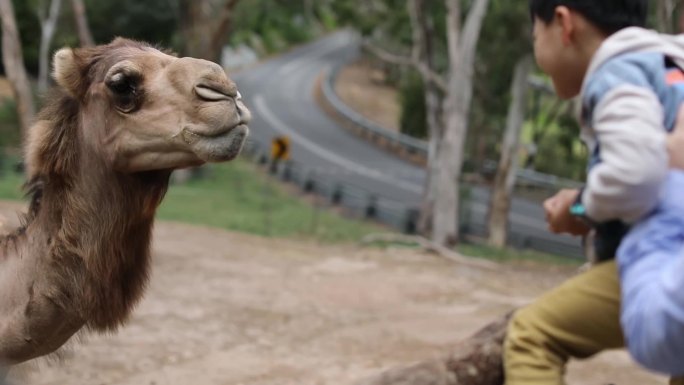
{"left": 356, "top": 313, "right": 512, "bottom": 385}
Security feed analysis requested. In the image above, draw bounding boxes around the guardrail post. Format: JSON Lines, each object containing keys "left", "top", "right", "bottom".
{"left": 404, "top": 208, "right": 420, "bottom": 234}
{"left": 282, "top": 161, "right": 292, "bottom": 182}
{"left": 331, "top": 184, "right": 343, "bottom": 205}
{"left": 258, "top": 153, "right": 269, "bottom": 166}
{"left": 365, "top": 195, "right": 377, "bottom": 219}
{"left": 304, "top": 177, "right": 316, "bottom": 193}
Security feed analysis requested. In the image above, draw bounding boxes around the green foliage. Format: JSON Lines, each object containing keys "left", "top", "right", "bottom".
{"left": 457, "top": 242, "right": 582, "bottom": 266}
{"left": 470, "top": 0, "right": 532, "bottom": 159}
{"left": 533, "top": 112, "right": 588, "bottom": 180}
{"left": 0, "top": 152, "right": 23, "bottom": 200}
{"left": 399, "top": 70, "right": 428, "bottom": 139}
{"left": 231, "top": 0, "right": 324, "bottom": 54}
{"left": 157, "top": 161, "right": 382, "bottom": 243}
{"left": 6, "top": 0, "right": 42, "bottom": 75}
{"left": 0, "top": 159, "right": 383, "bottom": 242}
{"left": 1, "top": 0, "right": 332, "bottom": 77}
{"left": 317, "top": 4, "right": 338, "bottom": 30}
{"left": 0, "top": 100, "right": 20, "bottom": 149}
{"left": 84, "top": 0, "right": 179, "bottom": 47}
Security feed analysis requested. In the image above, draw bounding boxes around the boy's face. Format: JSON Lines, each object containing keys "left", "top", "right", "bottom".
{"left": 532, "top": 8, "right": 587, "bottom": 99}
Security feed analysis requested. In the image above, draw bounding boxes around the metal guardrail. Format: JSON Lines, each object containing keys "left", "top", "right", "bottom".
{"left": 322, "top": 59, "right": 583, "bottom": 191}
{"left": 240, "top": 140, "right": 583, "bottom": 259}
{"left": 321, "top": 64, "right": 429, "bottom": 160}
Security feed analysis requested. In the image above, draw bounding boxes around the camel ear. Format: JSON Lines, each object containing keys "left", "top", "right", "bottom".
{"left": 53, "top": 48, "right": 82, "bottom": 97}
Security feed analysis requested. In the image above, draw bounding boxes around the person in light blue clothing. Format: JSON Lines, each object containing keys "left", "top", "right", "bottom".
{"left": 618, "top": 109, "right": 684, "bottom": 377}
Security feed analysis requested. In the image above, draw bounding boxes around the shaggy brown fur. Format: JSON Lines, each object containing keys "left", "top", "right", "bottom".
{"left": 0, "top": 37, "right": 249, "bottom": 365}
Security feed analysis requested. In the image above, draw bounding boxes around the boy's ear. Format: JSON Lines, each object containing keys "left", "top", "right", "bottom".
{"left": 555, "top": 6, "right": 575, "bottom": 45}
{"left": 53, "top": 48, "right": 83, "bottom": 97}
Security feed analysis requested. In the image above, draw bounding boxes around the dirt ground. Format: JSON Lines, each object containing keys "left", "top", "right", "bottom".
{"left": 0, "top": 201, "right": 666, "bottom": 385}
{"left": 335, "top": 60, "right": 401, "bottom": 132}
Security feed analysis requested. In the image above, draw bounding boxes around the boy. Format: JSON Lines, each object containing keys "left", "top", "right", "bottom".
{"left": 504, "top": 1, "right": 684, "bottom": 384}
{"left": 617, "top": 111, "right": 684, "bottom": 377}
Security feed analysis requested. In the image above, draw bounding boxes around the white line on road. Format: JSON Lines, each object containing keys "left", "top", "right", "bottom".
{"left": 254, "top": 95, "right": 423, "bottom": 195}
{"left": 254, "top": 95, "right": 556, "bottom": 233}
{"left": 277, "top": 34, "right": 351, "bottom": 77}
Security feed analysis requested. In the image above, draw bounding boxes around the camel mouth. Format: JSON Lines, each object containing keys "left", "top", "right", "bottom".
{"left": 181, "top": 124, "right": 249, "bottom": 162}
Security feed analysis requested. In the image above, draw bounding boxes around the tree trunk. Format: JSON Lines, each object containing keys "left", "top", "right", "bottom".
{"left": 432, "top": 0, "right": 490, "bottom": 246}
{"left": 417, "top": 84, "right": 443, "bottom": 235}
{"left": 37, "top": 0, "right": 63, "bottom": 94}
{"left": 0, "top": 0, "right": 36, "bottom": 135}
{"left": 487, "top": 55, "right": 533, "bottom": 248}
{"left": 70, "top": 0, "right": 94, "bottom": 46}
{"left": 657, "top": 0, "right": 677, "bottom": 33}
{"left": 407, "top": 0, "right": 443, "bottom": 236}
{"left": 179, "top": 0, "right": 240, "bottom": 63}
{"left": 355, "top": 313, "right": 512, "bottom": 385}
{"left": 208, "top": 0, "right": 239, "bottom": 64}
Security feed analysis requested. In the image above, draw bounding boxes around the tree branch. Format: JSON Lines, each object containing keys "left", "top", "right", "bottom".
{"left": 362, "top": 40, "right": 448, "bottom": 92}
{"left": 361, "top": 233, "right": 500, "bottom": 270}
{"left": 209, "top": 0, "right": 240, "bottom": 62}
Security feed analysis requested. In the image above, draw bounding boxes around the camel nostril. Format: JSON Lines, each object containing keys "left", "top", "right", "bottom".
{"left": 195, "top": 84, "right": 233, "bottom": 102}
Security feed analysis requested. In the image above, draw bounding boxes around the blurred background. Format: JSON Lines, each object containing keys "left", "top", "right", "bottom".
{"left": 0, "top": 0, "right": 681, "bottom": 259}
{"left": 0, "top": 2, "right": 680, "bottom": 384}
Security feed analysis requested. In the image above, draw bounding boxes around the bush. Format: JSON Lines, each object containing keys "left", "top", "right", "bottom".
{"left": 0, "top": 99, "right": 20, "bottom": 149}
{"left": 399, "top": 71, "right": 428, "bottom": 139}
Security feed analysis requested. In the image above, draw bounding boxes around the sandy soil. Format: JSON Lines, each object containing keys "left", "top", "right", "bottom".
{"left": 0, "top": 201, "right": 665, "bottom": 385}
{"left": 335, "top": 60, "right": 401, "bottom": 132}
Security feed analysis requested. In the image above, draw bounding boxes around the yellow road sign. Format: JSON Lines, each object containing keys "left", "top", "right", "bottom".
{"left": 271, "top": 136, "right": 290, "bottom": 161}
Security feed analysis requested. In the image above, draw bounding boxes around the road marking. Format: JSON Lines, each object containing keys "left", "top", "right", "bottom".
{"left": 277, "top": 34, "right": 351, "bottom": 77}
{"left": 254, "top": 95, "right": 423, "bottom": 195}
{"left": 254, "top": 95, "right": 556, "bottom": 232}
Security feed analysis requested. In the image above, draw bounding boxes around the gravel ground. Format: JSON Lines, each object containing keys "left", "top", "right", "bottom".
{"left": 0, "top": 201, "right": 665, "bottom": 385}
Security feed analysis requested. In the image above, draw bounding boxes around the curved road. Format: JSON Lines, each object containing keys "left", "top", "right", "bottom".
{"left": 232, "top": 31, "right": 582, "bottom": 258}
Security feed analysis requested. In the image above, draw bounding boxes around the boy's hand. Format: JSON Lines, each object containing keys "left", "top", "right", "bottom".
{"left": 668, "top": 105, "right": 684, "bottom": 169}
{"left": 543, "top": 189, "right": 590, "bottom": 236}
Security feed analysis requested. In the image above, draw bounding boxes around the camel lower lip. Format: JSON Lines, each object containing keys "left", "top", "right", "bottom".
{"left": 182, "top": 124, "right": 249, "bottom": 162}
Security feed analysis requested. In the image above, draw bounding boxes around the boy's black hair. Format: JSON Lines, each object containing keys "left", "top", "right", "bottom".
{"left": 529, "top": 0, "right": 648, "bottom": 35}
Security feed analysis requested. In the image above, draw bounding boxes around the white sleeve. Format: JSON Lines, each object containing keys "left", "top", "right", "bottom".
{"left": 583, "top": 84, "right": 668, "bottom": 224}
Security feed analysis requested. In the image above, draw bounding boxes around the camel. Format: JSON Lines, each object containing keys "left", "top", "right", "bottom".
{"left": 0, "top": 38, "right": 250, "bottom": 367}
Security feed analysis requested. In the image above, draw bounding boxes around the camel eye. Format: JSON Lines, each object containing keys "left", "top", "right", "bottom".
{"left": 106, "top": 72, "right": 142, "bottom": 113}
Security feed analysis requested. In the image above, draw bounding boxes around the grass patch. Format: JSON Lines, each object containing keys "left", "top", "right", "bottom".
{"left": 0, "top": 159, "right": 382, "bottom": 243}
{"left": 0, "top": 154, "right": 24, "bottom": 201}
{"left": 157, "top": 160, "right": 382, "bottom": 243}
{"left": 0, "top": 156, "right": 579, "bottom": 264}
{"left": 457, "top": 242, "right": 582, "bottom": 266}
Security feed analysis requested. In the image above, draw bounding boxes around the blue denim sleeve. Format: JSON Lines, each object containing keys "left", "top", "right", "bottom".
{"left": 617, "top": 171, "right": 684, "bottom": 376}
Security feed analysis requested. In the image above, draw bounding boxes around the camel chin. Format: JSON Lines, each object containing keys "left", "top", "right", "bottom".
{"left": 181, "top": 123, "right": 249, "bottom": 162}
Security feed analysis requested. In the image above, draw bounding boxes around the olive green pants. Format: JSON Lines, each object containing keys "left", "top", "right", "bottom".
{"left": 504, "top": 261, "right": 683, "bottom": 385}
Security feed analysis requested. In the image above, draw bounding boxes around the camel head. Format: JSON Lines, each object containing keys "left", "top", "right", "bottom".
{"left": 28, "top": 38, "right": 250, "bottom": 177}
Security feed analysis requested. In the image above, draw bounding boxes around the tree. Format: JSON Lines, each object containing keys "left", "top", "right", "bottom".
{"left": 432, "top": 0, "right": 490, "bottom": 246}
{"left": 179, "top": 0, "right": 240, "bottom": 62}
{"left": 365, "top": 0, "right": 490, "bottom": 246}
{"left": 656, "top": 0, "right": 677, "bottom": 33}
{"left": 34, "top": 0, "right": 63, "bottom": 93}
{"left": 407, "top": 0, "right": 443, "bottom": 235}
{"left": 0, "top": 0, "right": 36, "bottom": 135}
{"left": 70, "top": 0, "right": 94, "bottom": 46}
{"left": 487, "top": 55, "right": 533, "bottom": 248}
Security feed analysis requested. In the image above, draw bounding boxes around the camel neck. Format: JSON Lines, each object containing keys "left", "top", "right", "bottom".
{"left": 30, "top": 164, "right": 170, "bottom": 331}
